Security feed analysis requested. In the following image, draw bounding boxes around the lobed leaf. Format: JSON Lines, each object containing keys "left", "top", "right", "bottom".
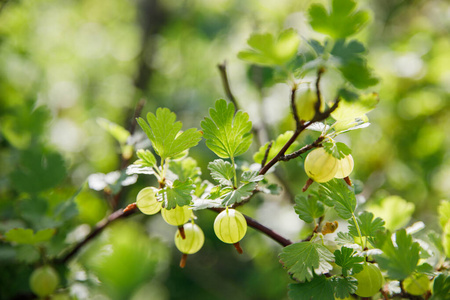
{"left": 333, "top": 247, "right": 364, "bottom": 276}
{"left": 288, "top": 275, "right": 334, "bottom": 300}
{"left": 331, "top": 276, "right": 358, "bottom": 299}
{"left": 319, "top": 179, "right": 356, "bottom": 220}
{"left": 201, "top": 99, "right": 252, "bottom": 159}
{"left": 208, "top": 159, "right": 234, "bottom": 186}
{"left": 294, "top": 194, "right": 325, "bottom": 223}
{"left": 137, "top": 108, "right": 202, "bottom": 160}
{"left": 349, "top": 211, "right": 385, "bottom": 238}
{"left": 5, "top": 228, "right": 56, "bottom": 245}
{"left": 280, "top": 241, "right": 334, "bottom": 282}
{"left": 221, "top": 182, "right": 256, "bottom": 206}
{"left": 159, "top": 179, "right": 195, "bottom": 209}
{"left": 323, "top": 141, "right": 352, "bottom": 159}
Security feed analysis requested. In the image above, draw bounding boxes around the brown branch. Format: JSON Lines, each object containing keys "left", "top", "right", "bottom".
{"left": 218, "top": 61, "right": 239, "bottom": 112}
{"left": 209, "top": 207, "right": 292, "bottom": 247}
{"left": 260, "top": 141, "right": 273, "bottom": 168}
{"left": 290, "top": 83, "right": 301, "bottom": 126}
{"left": 59, "top": 207, "right": 138, "bottom": 264}
{"left": 280, "top": 136, "right": 324, "bottom": 161}
{"left": 314, "top": 67, "right": 325, "bottom": 114}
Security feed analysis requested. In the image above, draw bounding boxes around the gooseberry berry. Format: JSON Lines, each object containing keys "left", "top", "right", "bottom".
{"left": 161, "top": 205, "right": 191, "bottom": 226}
{"left": 29, "top": 265, "right": 59, "bottom": 297}
{"left": 136, "top": 187, "right": 161, "bottom": 215}
{"left": 175, "top": 223, "right": 204, "bottom": 255}
{"left": 304, "top": 148, "right": 338, "bottom": 183}
{"left": 214, "top": 208, "right": 247, "bottom": 245}
{"left": 353, "top": 263, "right": 383, "bottom": 297}
{"left": 334, "top": 154, "right": 354, "bottom": 179}
{"left": 295, "top": 88, "right": 317, "bottom": 121}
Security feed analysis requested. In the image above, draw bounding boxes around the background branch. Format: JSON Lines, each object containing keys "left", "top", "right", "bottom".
{"left": 218, "top": 61, "right": 239, "bottom": 112}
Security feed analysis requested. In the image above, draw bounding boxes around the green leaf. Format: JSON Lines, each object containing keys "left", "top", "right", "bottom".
{"left": 137, "top": 108, "right": 202, "bottom": 160}
{"left": 240, "top": 170, "right": 264, "bottom": 183}
{"left": 349, "top": 211, "right": 385, "bottom": 238}
{"left": 335, "top": 232, "right": 356, "bottom": 246}
{"left": 288, "top": 275, "right": 334, "bottom": 300}
{"left": 5, "top": 228, "right": 56, "bottom": 245}
{"left": 332, "top": 92, "right": 379, "bottom": 121}
{"left": 97, "top": 118, "right": 130, "bottom": 144}
{"left": 238, "top": 29, "right": 300, "bottom": 66}
{"left": 319, "top": 179, "right": 356, "bottom": 219}
{"left": 136, "top": 149, "right": 157, "bottom": 169}
{"left": 169, "top": 157, "right": 201, "bottom": 183}
{"left": 253, "top": 131, "right": 299, "bottom": 164}
{"left": 201, "top": 99, "right": 253, "bottom": 159}
{"left": 430, "top": 273, "right": 450, "bottom": 300}
{"left": 323, "top": 142, "right": 352, "bottom": 159}
{"left": 367, "top": 195, "right": 415, "bottom": 231}
{"left": 280, "top": 241, "right": 334, "bottom": 282}
{"left": 374, "top": 229, "right": 421, "bottom": 280}
{"left": 331, "top": 276, "right": 358, "bottom": 299}
{"left": 10, "top": 149, "right": 67, "bottom": 194}
{"left": 294, "top": 194, "right": 325, "bottom": 223}
{"left": 261, "top": 183, "right": 282, "bottom": 195}
{"left": 334, "top": 247, "right": 364, "bottom": 276}
{"left": 221, "top": 182, "right": 256, "bottom": 206}
{"left": 208, "top": 159, "right": 234, "bottom": 186}
{"left": 159, "top": 179, "right": 195, "bottom": 209}
{"left": 308, "top": 0, "right": 370, "bottom": 39}
{"left": 443, "top": 220, "right": 450, "bottom": 258}
{"left": 438, "top": 200, "right": 450, "bottom": 229}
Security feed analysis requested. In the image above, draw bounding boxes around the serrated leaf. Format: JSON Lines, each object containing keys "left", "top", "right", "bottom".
{"left": 222, "top": 182, "right": 256, "bottom": 206}
{"left": 136, "top": 149, "right": 157, "bottom": 169}
{"left": 323, "top": 142, "right": 352, "bottom": 159}
{"left": 430, "top": 273, "right": 450, "bottom": 300}
{"left": 309, "top": 0, "right": 370, "bottom": 39}
{"left": 331, "top": 276, "right": 358, "bottom": 299}
{"left": 5, "top": 228, "right": 56, "bottom": 245}
{"left": 240, "top": 170, "right": 264, "bottom": 183}
{"left": 335, "top": 232, "right": 357, "bottom": 246}
{"left": 169, "top": 157, "right": 201, "bottom": 183}
{"left": 288, "top": 275, "right": 334, "bottom": 300}
{"left": 201, "top": 99, "right": 252, "bottom": 159}
{"left": 349, "top": 211, "right": 385, "bottom": 238}
{"left": 294, "top": 194, "right": 325, "bottom": 223}
{"left": 319, "top": 179, "right": 356, "bottom": 219}
{"left": 280, "top": 242, "right": 334, "bottom": 282}
{"left": 97, "top": 118, "right": 130, "bottom": 144}
{"left": 368, "top": 195, "right": 415, "bottom": 231}
{"left": 159, "top": 179, "right": 195, "bottom": 209}
{"left": 191, "top": 198, "right": 223, "bottom": 210}
{"left": 334, "top": 247, "right": 364, "bottom": 276}
{"left": 238, "top": 29, "right": 300, "bottom": 66}
{"left": 10, "top": 149, "right": 67, "bottom": 194}
{"left": 374, "top": 229, "right": 421, "bottom": 280}
{"left": 253, "top": 131, "right": 299, "bottom": 164}
{"left": 438, "top": 200, "right": 450, "bottom": 229}
{"left": 137, "top": 108, "right": 202, "bottom": 160}
{"left": 208, "top": 159, "right": 234, "bottom": 186}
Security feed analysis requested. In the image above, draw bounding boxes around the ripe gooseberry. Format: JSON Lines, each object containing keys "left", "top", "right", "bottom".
{"left": 353, "top": 263, "right": 384, "bottom": 297}
{"left": 214, "top": 208, "right": 247, "bottom": 253}
{"left": 161, "top": 205, "right": 191, "bottom": 226}
{"left": 334, "top": 154, "right": 354, "bottom": 179}
{"left": 304, "top": 148, "right": 339, "bottom": 183}
{"left": 136, "top": 187, "right": 161, "bottom": 215}
{"left": 29, "top": 265, "right": 59, "bottom": 297}
{"left": 175, "top": 223, "right": 204, "bottom": 255}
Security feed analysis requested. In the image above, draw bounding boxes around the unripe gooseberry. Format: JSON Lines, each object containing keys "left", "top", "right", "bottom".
{"left": 403, "top": 273, "right": 430, "bottom": 296}
{"left": 304, "top": 148, "right": 339, "bottom": 183}
{"left": 334, "top": 154, "right": 354, "bottom": 179}
{"left": 353, "top": 263, "right": 384, "bottom": 297}
{"left": 29, "top": 265, "right": 59, "bottom": 297}
{"left": 295, "top": 88, "right": 317, "bottom": 121}
{"left": 136, "top": 187, "right": 162, "bottom": 215}
{"left": 161, "top": 205, "right": 191, "bottom": 226}
{"left": 175, "top": 223, "right": 204, "bottom": 254}
{"left": 214, "top": 208, "right": 247, "bottom": 244}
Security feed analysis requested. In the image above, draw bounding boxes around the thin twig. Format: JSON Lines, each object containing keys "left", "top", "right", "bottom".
{"left": 260, "top": 141, "right": 273, "bottom": 168}
{"left": 217, "top": 61, "right": 239, "bottom": 112}
{"left": 314, "top": 67, "right": 325, "bottom": 114}
{"left": 280, "top": 136, "right": 324, "bottom": 161}
{"left": 290, "top": 83, "right": 301, "bottom": 126}
{"left": 209, "top": 207, "right": 292, "bottom": 247}
{"left": 59, "top": 208, "right": 138, "bottom": 263}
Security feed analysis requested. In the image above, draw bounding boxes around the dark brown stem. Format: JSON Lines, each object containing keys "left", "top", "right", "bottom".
{"left": 233, "top": 242, "right": 243, "bottom": 254}
{"left": 314, "top": 67, "right": 325, "bottom": 114}
{"left": 344, "top": 176, "right": 352, "bottom": 186}
{"left": 178, "top": 225, "right": 186, "bottom": 239}
{"left": 179, "top": 253, "right": 188, "bottom": 268}
{"left": 302, "top": 178, "right": 314, "bottom": 192}
{"left": 260, "top": 141, "right": 273, "bottom": 168}
{"left": 280, "top": 136, "right": 324, "bottom": 161}
{"left": 218, "top": 61, "right": 239, "bottom": 112}
{"left": 290, "top": 83, "right": 301, "bottom": 125}
{"left": 59, "top": 207, "right": 138, "bottom": 264}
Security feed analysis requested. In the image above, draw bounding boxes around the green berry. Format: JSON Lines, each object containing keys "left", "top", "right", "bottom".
{"left": 214, "top": 208, "right": 247, "bottom": 244}
{"left": 403, "top": 273, "right": 430, "bottom": 296}
{"left": 304, "top": 148, "right": 339, "bottom": 182}
{"left": 161, "top": 205, "right": 191, "bottom": 226}
{"left": 136, "top": 187, "right": 161, "bottom": 215}
{"left": 353, "top": 263, "right": 383, "bottom": 297}
{"left": 175, "top": 223, "right": 204, "bottom": 254}
{"left": 29, "top": 265, "right": 59, "bottom": 297}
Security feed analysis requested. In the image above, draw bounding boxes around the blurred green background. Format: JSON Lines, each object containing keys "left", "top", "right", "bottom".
{"left": 0, "top": 0, "right": 449, "bottom": 299}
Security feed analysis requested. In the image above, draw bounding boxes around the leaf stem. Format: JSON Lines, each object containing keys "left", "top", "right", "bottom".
{"left": 231, "top": 156, "right": 238, "bottom": 188}
{"left": 351, "top": 213, "right": 365, "bottom": 250}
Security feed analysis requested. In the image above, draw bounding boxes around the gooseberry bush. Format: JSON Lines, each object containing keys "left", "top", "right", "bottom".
{"left": 2, "top": 0, "right": 450, "bottom": 299}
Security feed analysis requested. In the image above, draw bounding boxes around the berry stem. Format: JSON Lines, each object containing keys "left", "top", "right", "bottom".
{"left": 233, "top": 242, "right": 243, "bottom": 254}
{"left": 302, "top": 178, "right": 314, "bottom": 192}
{"left": 180, "top": 253, "right": 188, "bottom": 268}
{"left": 178, "top": 225, "right": 186, "bottom": 239}
{"left": 344, "top": 176, "right": 352, "bottom": 186}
